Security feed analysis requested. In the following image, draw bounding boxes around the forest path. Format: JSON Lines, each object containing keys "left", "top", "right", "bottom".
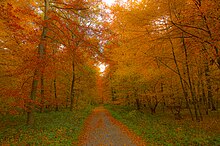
{"left": 78, "top": 106, "right": 146, "bottom": 146}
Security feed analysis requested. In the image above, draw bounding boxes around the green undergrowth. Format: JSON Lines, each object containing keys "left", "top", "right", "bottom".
{"left": 105, "top": 104, "right": 220, "bottom": 146}
{"left": 0, "top": 105, "right": 95, "bottom": 145}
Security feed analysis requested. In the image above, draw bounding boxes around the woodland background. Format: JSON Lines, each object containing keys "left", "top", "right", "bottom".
{"left": 0, "top": 0, "right": 219, "bottom": 145}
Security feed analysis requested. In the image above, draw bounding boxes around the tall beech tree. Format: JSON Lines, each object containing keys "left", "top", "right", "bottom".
{"left": 27, "top": 0, "right": 49, "bottom": 125}
{"left": 0, "top": 0, "right": 107, "bottom": 124}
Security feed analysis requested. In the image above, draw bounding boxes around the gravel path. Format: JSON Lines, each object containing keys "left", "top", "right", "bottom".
{"left": 79, "top": 106, "right": 146, "bottom": 146}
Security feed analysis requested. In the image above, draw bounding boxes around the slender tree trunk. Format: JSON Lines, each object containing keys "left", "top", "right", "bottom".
{"left": 193, "top": 0, "right": 220, "bottom": 69}
{"left": 153, "top": 97, "right": 159, "bottom": 114}
{"left": 169, "top": 38, "right": 193, "bottom": 120}
{"left": 161, "top": 82, "right": 166, "bottom": 113}
{"left": 27, "top": 70, "right": 38, "bottom": 125}
{"left": 52, "top": 48, "right": 58, "bottom": 111}
{"left": 54, "top": 78, "right": 58, "bottom": 111}
{"left": 201, "top": 79, "right": 209, "bottom": 114}
{"left": 70, "top": 60, "right": 75, "bottom": 111}
{"left": 205, "top": 61, "right": 216, "bottom": 111}
{"left": 193, "top": 74, "right": 203, "bottom": 121}
{"left": 40, "top": 74, "right": 45, "bottom": 113}
{"left": 111, "top": 87, "right": 116, "bottom": 101}
{"left": 195, "top": 1, "right": 218, "bottom": 111}
{"left": 182, "top": 34, "right": 200, "bottom": 121}
{"left": 27, "top": 0, "right": 49, "bottom": 125}
{"left": 147, "top": 96, "right": 159, "bottom": 115}
{"left": 66, "top": 91, "right": 69, "bottom": 109}
{"left": 136, "top": 98, "right": 140, "bottom": 110}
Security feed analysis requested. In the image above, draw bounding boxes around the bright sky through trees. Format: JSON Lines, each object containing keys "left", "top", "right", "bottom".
{"left": 102, "top": 0, "right": 115, "bottom": 5}
{"left": 98, "top": 63, "right": 106, "bottom": 73}
{"left": 102, "top": 0, "right": 127, "bottom": 5}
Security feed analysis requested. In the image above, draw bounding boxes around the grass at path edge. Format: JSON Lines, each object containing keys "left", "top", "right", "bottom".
{"left": 0, "top": 105, "right": 95, "bottom": 145}
{"left": 105, "top": 104, "right": 220, "bottom": 146}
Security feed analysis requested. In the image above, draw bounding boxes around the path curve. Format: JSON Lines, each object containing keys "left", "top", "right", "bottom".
{"left": 78, "top": 106, "right": 146, "bottom": 146}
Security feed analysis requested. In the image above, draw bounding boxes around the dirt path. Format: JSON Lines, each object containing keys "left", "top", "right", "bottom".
{"left": 78, "top": 106, "right": 146, "bottom": 146}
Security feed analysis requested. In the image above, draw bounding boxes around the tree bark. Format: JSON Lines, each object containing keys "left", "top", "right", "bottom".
{"left": 205, "top": 61, "right": 216, "bottom": 110}
{"left": 52, "top": 47, "right": 58, "bottom": 111}
{"left": 182, "top": 33, "right": 200, "bottom": 121}
{"left": 169, "top": 38, "right": 193, "bottom": 120}
{"left": 54, "top": 78, "right": 58, "bottom": 111}
{"left": 27, "top": 0, "right": 49, "bottom": 125}
{"left": 40, "top": 74, "right": 45, "bottom": 113}
{"left": 136, "top": 98, "right": 140, "bottom": 110}
{"left": 70, "top": 60, "right": 75, "bottom": 111}
{"left": 201, "top": 79, "right": 209, "bottom": 114}
{"left": 27, "top": 70, "right": 38, "bottom": 125}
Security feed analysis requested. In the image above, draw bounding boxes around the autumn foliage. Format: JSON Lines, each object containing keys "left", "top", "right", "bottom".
{"left": 0, "top": 0, "right": 220, "bottom": 145}
{"left": 103, "top": 0, "right": 220, "bottom": 121}
{"left": 0, "top": 0, "right": 107, "bottom": 124}
{"left": 0, "top": 0, "right": 219, "bottom": 137}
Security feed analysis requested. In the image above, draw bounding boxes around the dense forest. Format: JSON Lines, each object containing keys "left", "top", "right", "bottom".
{"left": 0, "top": 0, "right": 108, "bottom": 124}
{"left": 103, "top": 0, "right": 220, "bottom": 121}
{"left": 0, "top": 0, "right": 219, "bottom": 145}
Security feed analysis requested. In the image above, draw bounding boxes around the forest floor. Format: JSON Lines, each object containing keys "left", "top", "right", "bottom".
{"left": 0, "top": 105, "right": 94, "bottom": 145}
{"left": 78, "top": 106, "right": 146, "bottom": 146}
{"left": 105, "top": 104, "right": 220, "bottom": 146}
{"left": 1, "top": 105, "right": 219, "bottom": 145}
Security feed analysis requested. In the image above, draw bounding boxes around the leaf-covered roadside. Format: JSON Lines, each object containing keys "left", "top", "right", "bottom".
{"left": 105, "top": 104, "right": 220, "bottom": 146}
{"left": 0, "top": 105, "right": 94, "bottom": 145}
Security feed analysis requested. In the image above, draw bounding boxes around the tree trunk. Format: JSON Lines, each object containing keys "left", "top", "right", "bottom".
{"left": 53, "top": 48, "right": 58, "bottom": 111}
{"left": 27, "top": 70, "right": 38, "bottom": 125}
{"left": 182, "top": 34, "right": 200, "bottom": 121}
{"left": 111, "top": 87, "right": 116, "bottom": 101}
{"left": 70, "top": 60, "right": 75, "bottom": 111}
{"left": 40, "top": 74, "right": 44, "bottom": 113}
{"left": 169, "top": 38, "right": 193, "bottom": 120}
{"left": 136, "top": 98, "right": 140, "bottom": 110}
{"left": 150, "top": 108, "right": 156, "bottom": 114}
{"left": 152, "top": 99, "right": 159, "bottom": 114}
{"left": 205, "top": 61, "right": 216, "bottom": 111}
{"left": 54, "top": 78, "right": 58, "bottom": 111}
{"left": 201, "top": 79, "right": 209, "bottom": 115}
{"left": 194, "top": 1, "right": 218, "bottom": 110}
{"left": 27, "top": 0, "right": 49, "bottom": 125}
{"left": 66, "top": 91, "right": 69, "bottom": 109}
{"left": 193, "top": 75, "right": 203, "bottom": 121}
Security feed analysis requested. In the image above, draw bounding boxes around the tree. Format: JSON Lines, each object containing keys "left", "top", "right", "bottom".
{"left": 0, "top": 0, "right": 108, "bottom": 124}
{"left": 104, "top": 0, "right": 219, "bottom": 120}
